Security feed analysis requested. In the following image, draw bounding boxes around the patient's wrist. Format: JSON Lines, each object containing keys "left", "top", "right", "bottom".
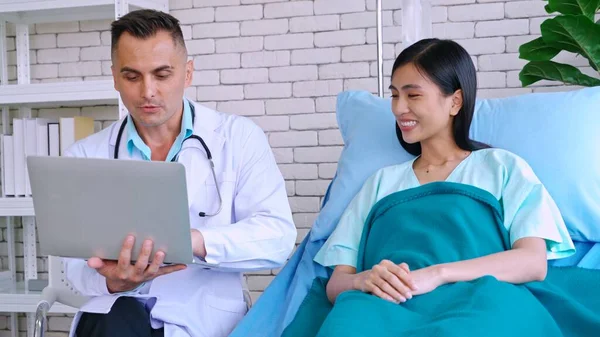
{"left": 435, "top": 264, "right": 449, "bottom": 285}
{"left": 350, "top": 271, "right": 364, "bottom": 292}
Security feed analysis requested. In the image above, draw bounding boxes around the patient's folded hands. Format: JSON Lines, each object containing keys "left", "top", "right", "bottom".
{"left": 353, "top": 260, "right": 418, "bottom": 304}
{"left": 408, "top": 265, "right": 445, "bottom": 296}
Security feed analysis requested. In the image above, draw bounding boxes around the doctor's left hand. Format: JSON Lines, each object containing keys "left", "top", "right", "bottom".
{"left": 191, "top": 229, "right": 207, "bottom": 258}
{"left": 87, "top": 235, "right": 187, "bottom": 293}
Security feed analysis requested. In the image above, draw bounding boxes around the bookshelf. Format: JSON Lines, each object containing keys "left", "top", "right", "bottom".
{"left": 0, "top": 0, "right": 168, "bottom": 24}
{"left": 0, "top": 80, "right": 119, "bottom": 108}
{"left": 0, "top": 197, "right": 33, "bottom": 216}
{"left": 0, "top": 1, "right": 169, "bottom": 336}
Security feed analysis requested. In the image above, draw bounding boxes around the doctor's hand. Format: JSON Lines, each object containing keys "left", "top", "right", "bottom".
{"left": 87, "top": 235, "right": 187, "bottom": 294}
{"left": 191, "top": 229, "right": 207, "bottom": 258}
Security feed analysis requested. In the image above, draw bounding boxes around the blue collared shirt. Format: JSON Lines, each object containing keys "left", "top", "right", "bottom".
{"left": 127, "top": 99, "right": 194, "bottom": 161}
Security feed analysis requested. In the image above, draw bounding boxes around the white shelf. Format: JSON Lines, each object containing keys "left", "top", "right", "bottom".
{"left": 0, "top": 0, "right": 171, "bottom": 334}
{"left": 0, "top": 282, "right": 78, "bottom": 313}
{"left": 0, "top": 80, "right": 119, "bottom": 108}
{"left": 0, "top": 0, "right": 168, "bottom": 24}
{"left": 0, "top": 197, "right": 34, "bottom": 216}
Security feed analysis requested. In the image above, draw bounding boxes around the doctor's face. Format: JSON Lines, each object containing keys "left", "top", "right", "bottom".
{"left": 111, "top": 30, "right": 193, "bottom": 128}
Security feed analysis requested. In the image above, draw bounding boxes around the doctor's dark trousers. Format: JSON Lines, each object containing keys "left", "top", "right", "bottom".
{"left": 76, "top": 297, "right": 164, "bottom": 337}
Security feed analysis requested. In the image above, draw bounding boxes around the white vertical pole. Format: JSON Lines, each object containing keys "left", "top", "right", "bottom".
{"left": 23, "top": 217, "right": 37, "bottom": 285}
{"left": 0, "top": 21, "right": 7, "bottom": 87}
{"left": 0, "top": 21, "right": 9, "bottom": 202}
{"left": 15, "top": 24, "right": 30, "bottom": 86}
{"left": 1, "top": 20, "right": 9, "bottom": 162}
{"left": 6, "top": 217, "right": 17, "bottom": 337}
{"left": 24, "top": 216, "right": 37, "bottom": 337}
{"left": 16, "top": 23, "right": 35, "bottom": 337}
{"left": 115, "top": 0, "right": 129, "bottom": 119}
{"left": 1, "top": 20, "right": 17, "bottom": 337}
{"left": 402, "top": 0, "right": 433, "bottom": 48}
{"left": 376, "top": 0, "right": 384, "bottom": 98}
{"left": 115, "top": 0, "right": 129, "bottom": 20}
{"left": 16, "top": 23, "right": 32, "bottom": 140}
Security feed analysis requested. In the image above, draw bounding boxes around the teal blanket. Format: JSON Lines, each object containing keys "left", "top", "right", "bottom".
{"left": 282, "top": 182, "right": 600, "bottom": 337}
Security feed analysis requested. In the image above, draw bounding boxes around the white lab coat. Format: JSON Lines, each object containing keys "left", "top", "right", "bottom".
{"left": 62, "top": 101, "right": 297, "bottom": 337}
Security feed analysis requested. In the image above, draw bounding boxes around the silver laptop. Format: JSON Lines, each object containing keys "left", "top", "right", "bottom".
{"left": 27, "top": 155, "right": 197, "bottom": 265}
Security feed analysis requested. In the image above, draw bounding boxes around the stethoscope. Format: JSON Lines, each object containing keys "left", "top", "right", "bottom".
{"left": 113, "top": 103, "right": 223, "bottom": 218}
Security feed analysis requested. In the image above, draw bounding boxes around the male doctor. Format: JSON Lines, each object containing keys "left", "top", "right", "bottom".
{"left": 62, "top": 9, "right": 296, "bottom": 337}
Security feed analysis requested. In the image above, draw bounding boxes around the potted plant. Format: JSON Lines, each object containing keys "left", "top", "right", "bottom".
{"left": 518, "top": 0, "right": 600, "bottom": 87}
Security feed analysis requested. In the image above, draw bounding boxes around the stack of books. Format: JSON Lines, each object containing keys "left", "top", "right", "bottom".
{"left": 1, "top": 116, "right": 94, "bottom": 197}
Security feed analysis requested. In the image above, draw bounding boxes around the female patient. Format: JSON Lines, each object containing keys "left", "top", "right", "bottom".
{"left": 314, "top": 38, "right": 575, "bottom": 304}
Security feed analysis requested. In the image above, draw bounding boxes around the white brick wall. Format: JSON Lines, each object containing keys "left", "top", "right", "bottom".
{"left": 265, "top": 1, "right": 314, "bottom": 18}
{"left": 192, "top": 22, "right": 240, "bottom": 38}
{"left": 290, "top": 15, "right": 339, "bottom": 32}
{"left": 242, "top": 50, "right": 290, "bottom": 67}
{"left": 2, "top": 0, "right": 591, "bottom": 334}
{"left": 270, "top": 65, "right": 318, "bottom": 82}
{"left": 314, "top": 29, "right": 366, "bottom": 47}
{"left": 241, "top": 18, "right": 288, "bottom": 36}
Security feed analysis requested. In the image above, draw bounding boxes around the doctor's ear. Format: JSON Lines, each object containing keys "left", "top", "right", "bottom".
{"left": 185, "top": 59, "right": 194, "bottom": 86}
{"left": 110, "top": 64, "right": 120, "bottom": 91}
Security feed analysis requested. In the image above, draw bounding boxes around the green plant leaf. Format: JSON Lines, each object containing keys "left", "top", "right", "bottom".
{"left": 546, "top": 0, "right": 600, "bottom": 19}
{"left": 520, "top": 61, "right": 600, "bottom": 87}
{"left": 541, "top": 15, "right": 600, "bottom": 69}
{"left": 519, "top": 37, "right": 561, "bottom": 61}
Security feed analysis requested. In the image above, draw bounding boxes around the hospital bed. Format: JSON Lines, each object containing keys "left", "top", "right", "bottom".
{"left": 227, "top": 1, "right": 600, "bottom": 336}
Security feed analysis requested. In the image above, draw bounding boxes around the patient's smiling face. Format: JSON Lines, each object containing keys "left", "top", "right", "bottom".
{"left": 390, "top": 63, "right": 461, "bottom": 145}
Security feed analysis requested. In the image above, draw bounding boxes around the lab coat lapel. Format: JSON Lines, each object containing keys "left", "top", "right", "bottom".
{"left": 108, "top": 117, "right": 144, "bottom": 160}
{"left": 179, "top": 102, "right": 225, "bottom": 207}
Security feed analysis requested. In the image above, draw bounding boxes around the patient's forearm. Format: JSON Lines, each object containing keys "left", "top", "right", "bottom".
{"left": 439, "top": 237, "right": 548, "bottom": 285}
{"left": 326, "top": 265, "right": 359, "bottom": 303}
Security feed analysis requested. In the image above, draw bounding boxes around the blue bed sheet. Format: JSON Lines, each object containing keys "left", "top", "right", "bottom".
{"left": 231, "top": 227, "right": 600, "bottom": 337}
{"left": 550, "top": 241, "right": 600, "bottom": 269}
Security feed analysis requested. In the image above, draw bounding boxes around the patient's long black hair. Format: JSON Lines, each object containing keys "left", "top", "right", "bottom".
{"left": 392, "top": 38, "right": 489, "bottom": 156}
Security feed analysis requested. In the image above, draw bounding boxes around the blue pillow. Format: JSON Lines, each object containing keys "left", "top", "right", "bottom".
{"left": 309, "top": 91, "right": 413, "bottom": 242}
{"left": 311, "top": 87, "right": 600, "bottom": 245}
{"left": 471, "top": 87, "right": 600, "bottom": 242}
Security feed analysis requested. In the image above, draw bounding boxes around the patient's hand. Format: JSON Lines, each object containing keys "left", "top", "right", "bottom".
{"left": 354, "top": 260, "right": 417, "bottom": 303}
{"left": 409, "top": 265, "right": 444, "bottom": 296}
{"left": 87, "top": 235, "right": 187, "bottom": 293}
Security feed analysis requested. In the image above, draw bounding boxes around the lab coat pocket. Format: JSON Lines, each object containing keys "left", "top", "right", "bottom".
{"left": 191, "top": 170, "right": 236, "bottom": 228}
{"left": 205, "top": 293, "right": 247, "bottom": 337}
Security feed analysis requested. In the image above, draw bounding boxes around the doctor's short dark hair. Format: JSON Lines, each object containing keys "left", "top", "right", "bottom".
{"left": 110, "top": 9, "right": 186, "bottom": 58}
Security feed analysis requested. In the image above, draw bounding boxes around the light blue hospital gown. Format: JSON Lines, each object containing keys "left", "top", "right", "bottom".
{"left": 314, "top": 148, "right": 575, "bottom": 268}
